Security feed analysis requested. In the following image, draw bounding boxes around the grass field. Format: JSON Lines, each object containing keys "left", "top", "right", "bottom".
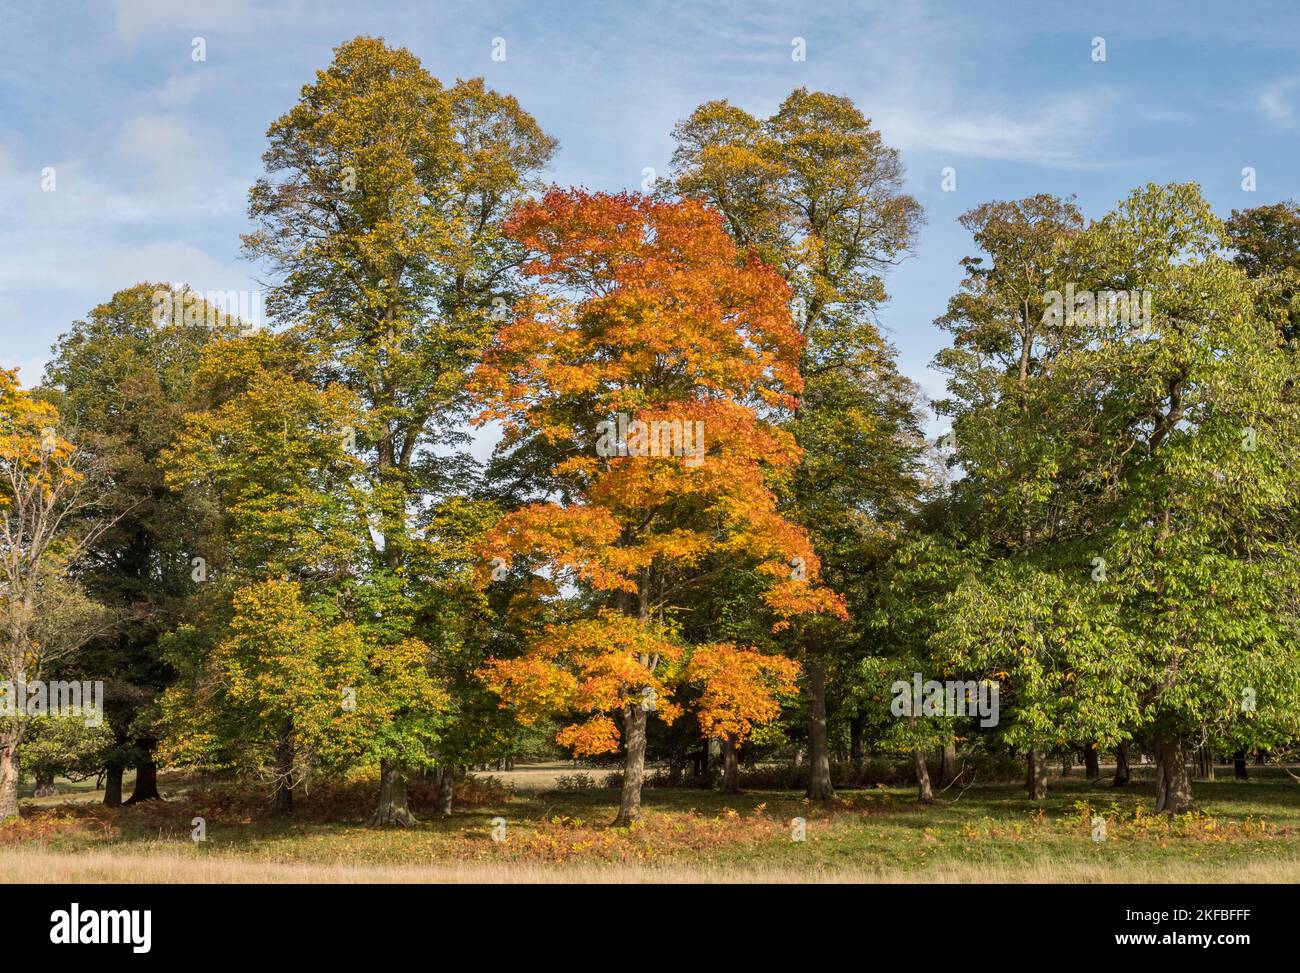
{"left": 6, "top": 763, "right": 1300, "bottom": 883}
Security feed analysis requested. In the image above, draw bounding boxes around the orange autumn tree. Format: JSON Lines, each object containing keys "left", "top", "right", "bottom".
{"left": 472, "top": 189, "right": 844, "bottom": 825}
{"left": 686, "top": 644, "right": 800, "bottom": 794}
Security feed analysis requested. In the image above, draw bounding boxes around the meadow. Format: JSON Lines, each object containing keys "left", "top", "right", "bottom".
{"left": 7, "top": 763, "right": 1300, "bottom": 883}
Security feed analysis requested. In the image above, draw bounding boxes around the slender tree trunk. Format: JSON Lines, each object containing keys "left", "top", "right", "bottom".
{"left": 939, "top": 739, "right": 959, "bottom": 787}
{"left": 435, "top": 765, "right": 454, "bottom": 816}
{"left": 614, "top": 703, "right": 647, "bottom": 825}
{"left": 1027, "top": 748, "right": 1048, "bottom": 800}
{"left": 805, "top": 661, "right": 834, "bottom": 800}
{"left": 0, "top": 743, "right": 19, "bottom": 820}
{"left": 1153, "top": 735, "right": 1196, "bottom": 814}
{"left": 368, "top": 759, "right": 416, "bottom": 827}
{"left": 849, "top": 713, "right": 865, "bottom": 770}
{"left": 719, "top": 734, "right": 740, "bottom": 794}
{"left": 913, "top": 748, "right": 934, "bottom": 803}
{"left": 1113, "top": 743, "right": 1131, "bottom": 787}
{"left": 271, "top": 737, "right": 294, "bottom": 817}
{"left": 1084, "top": 744, "right": 1100, "bottom": 781}
{"left": 103, "top": 763, "right": 124, "bottom": 807}
{"left": 124, "top": 738, "right": 161, "bottom": 804}
{"left": 1233, "top": 749, "right": 1248, "bottom": 780}
{"left": 33, "top": 770, "right": 55, "bottom": 798}
{"left": 667, "top": 749, "right": 685, "bottom": 785}
{"left": 1194, "top": 744, "right": 1215, "bottom": 780}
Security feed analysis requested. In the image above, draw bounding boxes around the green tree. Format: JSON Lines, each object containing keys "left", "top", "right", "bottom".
{"left": 668, "top": 87, "right": 927, "bottom": 799}
{"left": 241, "top": 35, "right": 556, "bottom": 825}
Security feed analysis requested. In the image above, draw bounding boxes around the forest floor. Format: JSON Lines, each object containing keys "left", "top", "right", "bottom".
{"left": 6, "top": 763, "right": 1300, "bottom": 883}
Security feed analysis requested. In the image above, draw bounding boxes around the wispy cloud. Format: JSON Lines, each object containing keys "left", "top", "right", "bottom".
{"left": 1258, "top": 75, "right": 1300, "bottom": 128}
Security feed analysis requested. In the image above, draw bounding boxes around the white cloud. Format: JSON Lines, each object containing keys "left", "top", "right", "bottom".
{"left": 1258, "top": 76, "right": 1300, "bottom": 128}
{"left": 874, "top": 92, "right": 1120, "bottom": 167}
{"left": 109, "top": 0, "right": 257, "bottom": 44}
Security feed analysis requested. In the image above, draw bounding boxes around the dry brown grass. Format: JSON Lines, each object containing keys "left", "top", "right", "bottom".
{"left": 5, "top": 844, "right": 1300, "bottom": 883}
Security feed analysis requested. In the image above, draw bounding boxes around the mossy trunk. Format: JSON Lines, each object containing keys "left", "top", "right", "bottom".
{"left": 1154, "top": 735, "right": 1196, "bottom": 814}
{"left": 368, "top": 759, "right": 416, "bottom": 827}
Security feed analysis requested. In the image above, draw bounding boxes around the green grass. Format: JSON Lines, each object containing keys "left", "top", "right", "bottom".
{"left": 7, "top": 766, "right": 1300, "bottom": 881}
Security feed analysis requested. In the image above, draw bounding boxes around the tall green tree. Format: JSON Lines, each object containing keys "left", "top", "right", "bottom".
{"left": 241, "top": 35, "right": 556, "bottom": 825}
{"left": 38, "top": 284, "right": 236, "bottom": 804}
{"left": 668, "top": 87, "right": 927, "bottom": 799}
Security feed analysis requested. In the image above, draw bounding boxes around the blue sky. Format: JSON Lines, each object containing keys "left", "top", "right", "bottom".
{"left": 3, "top": 0, "right": 1299, "bottom": 434}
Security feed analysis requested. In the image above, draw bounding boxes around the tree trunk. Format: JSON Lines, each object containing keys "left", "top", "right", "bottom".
{"left": 123, "top": 737, "right": 162, "bottom": 804}
{"left": 1233, "top": 749, "right": 1248, "bottom": 780}
{"left": 667, "top": 748, "right": 685, "bottom": 786}
{"left": 368, "top": 759, "right": 416, "bottom": 827}
{"left": 103, "top": 763, "right": 124, "bottom": 807}
{"left": 1194, "top": 744, "right": 1215, "bottom": 781}
{"left": 805, "top": 661, "right": 834, "bottom": 801}
{"left": 719, "top": 735, "right": 740, "bottom": 794}
{"left": 1113, "top": 743, "right": 1131, "bottom": 787}
{"left": 0, "top": 744, "right": 19, "bottom": 820}
{"left": 1084, "top": 744, "right": 1100, "bottom": 781}
{"left": 1027, "top": 748, "right": 1047, "bottom": 800}
{"left": 913, "top": 748, "right": 933, "bottom": 803}
{"left": 270, "top": 737, "right": 294, "bottom": 817}
{"left": 849, "top": 713, "right": 865, "bottom": 770}
{"left": 1153, "top": 735, "right": 1196, "bottom": 814}
{"left": 613, "top": 703, "right": 647, "bottom": 825}
{"left": 939, "top": 740, "right": 959, "bottom": 787}
{"left": 33, "top": 770, "right": 55, "bottom": 798}
{"left": 435, "top": 765, "right": 454, "bottom": 816}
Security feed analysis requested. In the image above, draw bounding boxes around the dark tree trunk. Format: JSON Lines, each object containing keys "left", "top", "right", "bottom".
{"left": 1195, "top": 744, "right": 1215, "bottom": 781}
{"left": 0, "top": 744, "right": 17, "bottom": 820}
{"left": 368, "top": 759, "right": 416, "bottom": 827}
{"left": 33, "top": 771, "right": 56, "bottom": 798}
{"left": 693, "top": 743, "right": 707, "bottom": 779}
{"left": 1255, "top": 749, "right": 1268, "bottom": 766}
{"left": 1233, "top": 750, "right": 1248, "bottom": 780}
{"left": 124, "top": 738, "right": 162, "bottom": 804}
{"left": 939, "top": 739, "right": 959, "bottom": 787}
{"left": 1113, "top": 743, "right": 1131, "bottom": 787}
{"left": 1153, "top": 735, "right": 1196, "bottom": 814}
{"left": 719, "top": 735, "right": 740, "bottom": 794}
{"left": 103, "top": 763, "right": 124, "bottom": 807}
{"left": 435, "top": 765, "right": 454, "bottom": 816}
{"left": 1084, "top": 744, "right": 1100, "bottom": 781}
{"left": 913, "top": 748, "right": 934, "bottom": 803}
{"left": 849, "top": 713, "right": 865, "bottom": 769}
{"left": 667, "top": 748, "right": 685, "bottom": 785}
{"left": 805, "top": 661, "right": 834, "bottom": 801}
{"left": 270, "top": 737, "right": 294, "bottom": 817}
{"left": 1027, "top": 748, "right": 1048, "bottom": 800}
{"left": 614, "top": 703, "right": 647, "bottom": 825}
